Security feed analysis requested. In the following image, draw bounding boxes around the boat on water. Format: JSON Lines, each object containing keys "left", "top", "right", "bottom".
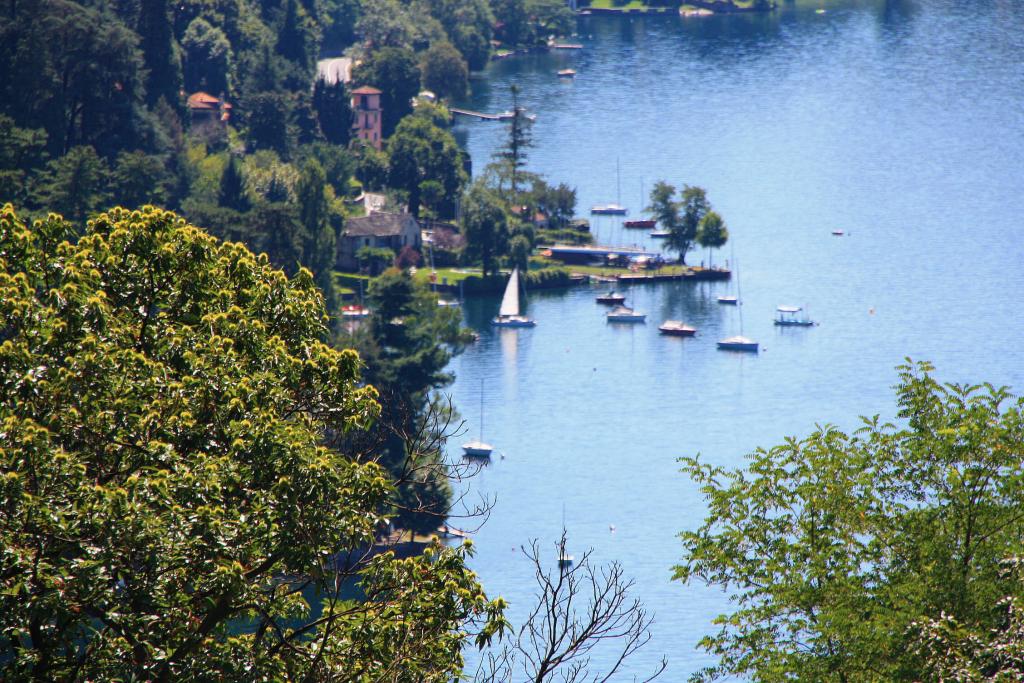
{"left": 463, "top": 379, "right": 493, "bottom": 457}
{"left": 717, "top": 335, "right": 759, "bottom": 352}
{"left": 774, "top": 305, "right": 817, "bottom": 327}
{"left": 596, "top": 290, "right": 626, "bottom": 305}
{"left": 659, "top": 320, "right": 697, "bottom": 337}
{"left": 624, "top": 219, "right": 656, "bottom": 228}
{"left": 591, "top": 203, "right": 627, "bottom": 215}
{"left": 717, "top": 295, "right": 738, "bottom": 305}
{"left": 606, "top": 305, "right": 646, "bottom": 323}
{"left": 557, "top": 69, "right": 576, "bottom": 78}
{"left": 592, "top": 158, "right": 628, "bottom": 215}
{"left": 831, "top": 229, "right": 844, "bottom": 236}
{"left": 650, "top": 230, "right": 670, "bottom": 238}
{"left": 492, "top": 268, "right": 536, "bottom": 327}
{"left": 718, "top": 257, "right": 758, "bottom": 352}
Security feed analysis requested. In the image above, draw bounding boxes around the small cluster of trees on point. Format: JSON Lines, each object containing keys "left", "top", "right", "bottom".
{"left": 645, "top": 181, "right": 728, "bottom": 266}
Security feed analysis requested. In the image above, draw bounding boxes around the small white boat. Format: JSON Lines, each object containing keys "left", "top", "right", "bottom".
{"left": 437, "top": 298, "right": 460, "bottom": 307}
{"left": 492, "top": 268, "right": 536, "bottom": 327}
{"left": 774, "top": 305, "right": 817, "bottom": 327}
{"left": 650, "top": 230, "right": 670, "bottom": 238}
{"left": 717, "top": 295, "right": 738, "bottom": 305}
{"left": 596, "top": 290, "right": 626, "bottom": 305}
{"left": 718, "top": 256, "right": 757, "bottom": 352}
{"left": 606, "top": 305, "right": 646, "bottom": 323}
{"left": 463, "top": 380, "right": 493, "bottom": 457}
{"left": 558, "top": 553, "right": 575, "bottom": 569}
{"left": 831, "top": 229, "right": 844, "bottom": 236}
{"left": 659, "top": 320, "right": 697, "bottom": 337}
{"left": 591, "top": 203, "right": 627, "bottom": 215}
{"left": 557, "top": 69, "right": 576, "bottom": 78}
{"left": 717, "top": 335, "right": 759, "bottom": 352}
{"left": 462, "top": 440, "right": 493, "bottom": 457}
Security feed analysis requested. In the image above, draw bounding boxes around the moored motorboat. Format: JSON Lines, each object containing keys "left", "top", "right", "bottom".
{"left": 596, "top": 290, "right": 626, "bottom": 305}
{"left": 650, "top": 230, "right": 670, "bottom": 238}
{"left": 606, "top": 305, "right": 646, "bottom": 323}
{"left": 659, "top": 320, "right": 697, "bottom": 337}
{"left": 624, "top": 219, "right": 656, "bottom": 228}
{"left": 717, "top": 335, "right": 759, "bottom": 352}
{"left": 557, "top": 69, "right": 576, "bottom": 78}
{"left": 591, "top": 203, "right": 627, "bottom": 215}
{"left": 717, "top": 295, "right": 738, "bottom": 305}
{"left": 774, "top": 305, "right": 817, "bottom": 327}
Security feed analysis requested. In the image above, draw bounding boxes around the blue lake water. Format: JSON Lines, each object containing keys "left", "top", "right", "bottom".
{"left": 446, "top": 1, "right": 1024, "bottom": 678}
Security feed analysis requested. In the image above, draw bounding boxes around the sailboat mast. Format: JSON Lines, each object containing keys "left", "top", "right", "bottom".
{"left": 479, "top": 378, "right": 484, "bottom": 442}
{"left": 616, "top": 158, "right": 621, "bottom": 206}
{"left": 736, "top": 257, "right": 744, "bottom": 335}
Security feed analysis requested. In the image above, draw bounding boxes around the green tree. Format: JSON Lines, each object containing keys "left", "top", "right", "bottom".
{"left": 182, "top": 17, "right": 233, "bottom": 95}
{"left": 676, "top": 361, "right": 1024, "bottom": 682}
{"left": 527, "top": 0, "right": 574, "bottom": 38}
{"left": 312, "top": 77, "right": 353, "bottom": 145}
{"left": 0, "top": 1, "right": 151, "bottom": 158}
{"left": 217, "top": 154, "right": 250, "bottom": 212}
{"left": 492, "top": 85, "right": 534, "bottom": 200}
{"left": 353, "top": 269, "right": 468, "bottom": 531}
{"left": 509, "top": 234, "right": 531, "bottom": 272}
{"left": 31, "top": 146, "right": 110, "bottom": 223}
{"left": 353, "top": 141, "right": 390, "bottom": 191}
{"left": 137, "top": 0, "right": 183, "bottom": 106}
{"left": 0, "top": 204, "right": 506, "bottom": 681}
{"left": 0, "top": 115, "right": 48, "bottom": 205}
{"left": 351, "top": 46, "right": 421, "bottom": 137}
{"left": 244, "top": 91, "right": 293, "bottom": 157}
{"left": 420, "top": 41, "right": 469, "bottom": 100}
{"left": 492, "top": 0, "right": 533, "bottom": 46}
{"left": 386, "top": 108, "right": 467, "bottom": 218}
{"left": 419, "top": 0, "right": 494, "bottom": 70}
{"left": 530, "top": 178, "right": 576, "bottom": 229}
{"left": 296, "top": 159, "right": 338, "bottom": 321}
{"left": 113, "top": 151, "right": 171, "bottom": 209}
{"left": 676, "top": 184, "right": 710, "bottom": 264}
{"left": 462, "top": 181, "right": 509, "bottom": 278}
{"left": 695, "top": 209, "right": 728, "bottom": 267}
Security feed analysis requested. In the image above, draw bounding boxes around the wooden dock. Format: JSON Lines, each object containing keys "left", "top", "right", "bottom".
{"left": 450, "top": 108, "right": 509, "bottom": 121}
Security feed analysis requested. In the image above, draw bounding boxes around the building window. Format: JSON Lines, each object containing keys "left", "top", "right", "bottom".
{"left": 364, "top": 238, "right": 369, "bottom": 246}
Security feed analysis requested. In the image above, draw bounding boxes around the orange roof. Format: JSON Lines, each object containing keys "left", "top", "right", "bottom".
{"left": 351, "top": 86, "right": 382, "bottom": 95}
{"left": 187, "top": 91, "right": 221, "bottom": 110}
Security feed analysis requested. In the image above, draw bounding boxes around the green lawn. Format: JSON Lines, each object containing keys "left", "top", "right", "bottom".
{"left": 587, "top": 0, "right": 651, "bottom": 9}
{"left": 412, "top": 267, "right": 485, "bottom": 286}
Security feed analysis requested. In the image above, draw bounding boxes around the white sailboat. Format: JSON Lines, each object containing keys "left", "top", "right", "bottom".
{"left": 718, "top": 257, "right": 758, "bottom": 352}
{"left": 591, "top": 158, "right": 627, "bottom": 215}
{"left": 491, "top": 268, "right": 536, "bottom": 327}
{"left": 462, "top": 379, "right": 493, "bottom": 457}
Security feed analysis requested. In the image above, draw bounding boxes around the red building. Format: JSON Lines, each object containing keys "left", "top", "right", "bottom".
{"left": 351, "top": 86, "right": 383, "bottom": 149}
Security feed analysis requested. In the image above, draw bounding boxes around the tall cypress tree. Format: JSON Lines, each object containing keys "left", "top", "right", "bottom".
{"left": 218, "top": 155, "right": 250, "bottom": 212}
{"left": 296, "top": 160, "right": 337, "bottom": 321}
{"left": 137, "top": 0, "right": 183, "bottom": 105}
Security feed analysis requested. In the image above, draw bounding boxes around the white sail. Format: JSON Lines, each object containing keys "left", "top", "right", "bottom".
{"left": 498, "top": 268, "right": 521, "bottom": 317}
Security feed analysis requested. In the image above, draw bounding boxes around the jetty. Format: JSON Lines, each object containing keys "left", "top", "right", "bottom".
{"left": 450, "top": 108, "right": 512, "bottom": 121}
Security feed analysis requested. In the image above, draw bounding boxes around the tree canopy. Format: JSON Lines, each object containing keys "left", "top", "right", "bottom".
{"left": 676, "top": 361, "right": 1024, "bottom": 682}
{"left": 0, "top": 204, "right": 505, "bottom": 680}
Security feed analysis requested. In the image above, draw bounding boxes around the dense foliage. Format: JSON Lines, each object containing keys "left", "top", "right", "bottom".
{"left": 0, "top": 205, "right": 506, "bottom": 680}
{"left": 677, "top": 361, "right": 1024, "bottom": 682}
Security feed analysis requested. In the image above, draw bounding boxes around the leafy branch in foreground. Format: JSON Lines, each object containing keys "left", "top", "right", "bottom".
{"left": 676, "top": 360, "right": 1024, "bottom": 682}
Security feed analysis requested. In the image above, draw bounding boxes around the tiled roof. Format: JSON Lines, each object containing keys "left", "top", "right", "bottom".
{"left": 344, "top": 212, "right": 417, "bottom": 238}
